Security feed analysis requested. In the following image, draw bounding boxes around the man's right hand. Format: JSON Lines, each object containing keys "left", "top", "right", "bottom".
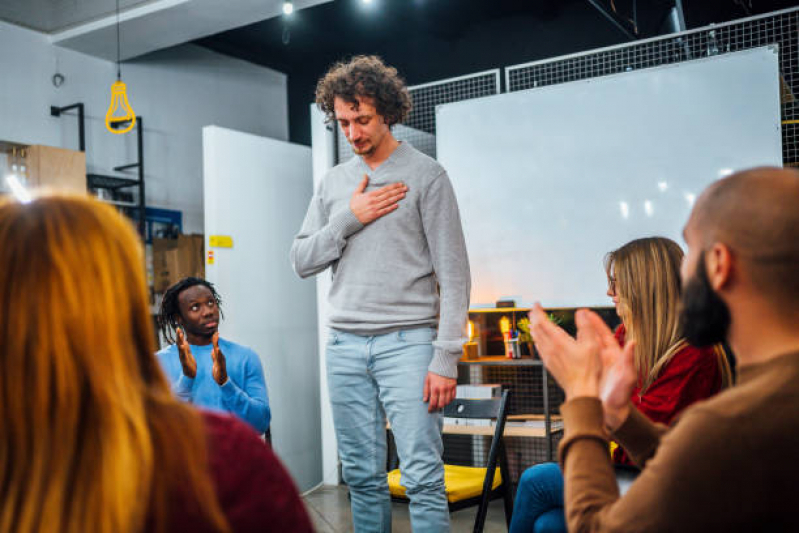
{"left": 584, "top": 312, "right": 637, "bottom": 432}
{"left": 176, "top": 327, "right": 197, "bottom": 379}
{"left": 350, "top": 174, "right": 407, "bottom": 224}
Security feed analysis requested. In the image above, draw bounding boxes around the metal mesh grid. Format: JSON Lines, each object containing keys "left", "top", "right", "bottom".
{"left": 336, "top": 70, "right": 500, "bottom": 163}
{"left": 506, "top": 7, "right": 799, "bottom": 167}
{"left": 451, "top": 363, "right": 565, "bottom": 494}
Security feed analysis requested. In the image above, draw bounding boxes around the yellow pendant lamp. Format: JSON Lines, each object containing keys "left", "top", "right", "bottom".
{"left": 105, "top": 0, "right": 136, "bottom": 134}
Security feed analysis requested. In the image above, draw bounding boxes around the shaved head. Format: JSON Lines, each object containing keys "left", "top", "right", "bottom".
{"left": 687, "top": 166, "right": 799, "bottom": 310}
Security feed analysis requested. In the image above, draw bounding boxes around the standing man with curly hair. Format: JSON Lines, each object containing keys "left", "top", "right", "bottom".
{"left": 291, "top": 56, "right": 470, "bottom": 532}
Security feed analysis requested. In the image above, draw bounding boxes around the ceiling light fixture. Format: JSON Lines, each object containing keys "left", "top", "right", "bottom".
{"left": 283, "top": 1, "right": 294, "bottom": 15}
{"left": 105, "top": 0, "right": 136, "bottom": 134}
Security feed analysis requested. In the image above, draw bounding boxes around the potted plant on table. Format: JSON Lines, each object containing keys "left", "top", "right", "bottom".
{"left": 517, "top": 313, "right": 563, "bottom": 358}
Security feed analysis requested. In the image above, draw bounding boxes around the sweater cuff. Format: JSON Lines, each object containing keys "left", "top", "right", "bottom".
{"left": 558, "top": 397, "right": 609, "bottom": 466}
{"left": 219, "top": 377, "right": 238, "bottom": 398}
{"left": 328, "top": 209, "right": 364, "bottom": 240}
{"left": 611, "top": 404, "right": 663, "bottom": 465}
{"left": 428, "top": 346, "right": 460, "bottom": 379}
{"left": 176, "top": 374, "right": 194, "bottom": 393}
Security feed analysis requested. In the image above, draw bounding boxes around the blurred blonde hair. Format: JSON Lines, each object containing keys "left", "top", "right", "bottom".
{"left": 605, "top": 237, "right": 730, "bottom": 391}
{"left": 0, "top": 194, "right": 229, "bottom": 533}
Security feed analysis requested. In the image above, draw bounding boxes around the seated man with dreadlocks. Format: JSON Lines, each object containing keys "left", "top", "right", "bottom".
{"left": 156, "top": 277, "right": 271, "bottom": 435}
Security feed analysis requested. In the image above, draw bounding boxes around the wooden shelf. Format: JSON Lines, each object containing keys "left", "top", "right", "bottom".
{"left": 99, "top": 199, "right": 139, "bottom": 207}
{"left": 460, "top": 355, "right": 542, "bottom": 366}
{"left": 508, "top": 414, "right": 563, "bottom": 422}
{"left": 469, "top": 307, "right": 530, "bottom": 314}
{"left": 442, "top": 424, "right": 561, "bottom": 438}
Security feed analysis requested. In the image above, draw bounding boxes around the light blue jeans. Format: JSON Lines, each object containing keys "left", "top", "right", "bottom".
{"left": 326, "top": 327, "right": 450, "bottom": 533}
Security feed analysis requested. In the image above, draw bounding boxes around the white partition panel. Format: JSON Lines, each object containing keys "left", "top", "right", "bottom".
{"left": 437, "top": 46, "right": 782, "bottom": 308}
{"left": 203, "top": 126, "right": 321, "bottom": 491}
{"left": 309, "top": 105, "right": 340, "bottom": 486}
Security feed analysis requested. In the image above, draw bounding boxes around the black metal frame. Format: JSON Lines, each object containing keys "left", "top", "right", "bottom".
{"left": 49, "top": 104, "right": 146, "bottom": 238}
{"left": 388, "top": 390, "right": 514, "bottom": 533}
{"left": 86, "top": 116, "right": 146, "bottom": 238}
{"left": 50, "top": 103, "right": 86, "bottom": 152}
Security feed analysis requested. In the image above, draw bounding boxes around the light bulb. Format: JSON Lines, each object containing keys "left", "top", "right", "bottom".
{"left": 283, "top": 1, "right": 294, "bottom": 15}
{"left": 105, "top": 80, "right": 136, "bottom": 134}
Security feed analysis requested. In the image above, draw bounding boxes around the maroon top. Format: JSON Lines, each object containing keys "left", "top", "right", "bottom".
{"left": 158, "top": 411, "right": 314, "bottom": 532}
{"left": 612, "top": 324, "right": 722, "bottom": 465}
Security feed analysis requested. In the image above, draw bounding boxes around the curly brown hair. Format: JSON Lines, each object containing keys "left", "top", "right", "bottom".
{"left": 315, "top": 55, "right": 412, "bottom": 126}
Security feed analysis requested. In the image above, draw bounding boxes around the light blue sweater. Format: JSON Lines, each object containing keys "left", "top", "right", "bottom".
{"left": 156, "top": 337, "right": 271, "bottom": 434}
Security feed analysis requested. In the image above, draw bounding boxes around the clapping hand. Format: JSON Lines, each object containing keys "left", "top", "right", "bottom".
{"left": 585, "top": 312, "right": 637, "bottom": 431}
{"left": 176, "top": 327, "right": 197, "bottom": 379}
{"left": 528, "top": 304, "right": 637, "bottom": 431}
{"left": 211, "top": 332, "right": 228, "bottom": 386}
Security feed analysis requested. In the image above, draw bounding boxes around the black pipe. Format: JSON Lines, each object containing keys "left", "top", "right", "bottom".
{"left": 113, "top": 162, "right": 141, "bottom": 171}
{"left": 137, "top": 116, "right": 145, "bottom": 239}
{"left": 50, "top": 103, "right": 86, "bottom": 152}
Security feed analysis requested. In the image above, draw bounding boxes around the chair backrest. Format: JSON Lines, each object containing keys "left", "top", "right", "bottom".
{"left": 443, "top": 395, "right": 507, "bottom": 420}
{"left": 444, "top": 390, "right": 512, "bottom": 533}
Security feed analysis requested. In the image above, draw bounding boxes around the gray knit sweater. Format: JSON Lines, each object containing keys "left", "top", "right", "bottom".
{"left": 290, "top": 142, "right": 471, "bottom": 378}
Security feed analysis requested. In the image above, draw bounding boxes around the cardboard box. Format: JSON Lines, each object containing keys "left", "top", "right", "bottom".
{"left": 152, "top": 234, "right": 204, "bottom": 293}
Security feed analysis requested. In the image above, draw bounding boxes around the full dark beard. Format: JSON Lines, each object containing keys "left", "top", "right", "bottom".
{"left": 679, "top": 255, "right": 731, "bottom": 347}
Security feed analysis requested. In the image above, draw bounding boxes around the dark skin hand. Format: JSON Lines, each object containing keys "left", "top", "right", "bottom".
{"left": 211, "top": 332, "right": 228, "bottom": 385}
{"left": 176, "top": 327, "right": 197, "bottom": 379}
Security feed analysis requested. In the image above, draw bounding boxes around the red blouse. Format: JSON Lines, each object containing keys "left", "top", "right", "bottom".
{"left": 612, "top": 324, "right": 723, "bottom": 465}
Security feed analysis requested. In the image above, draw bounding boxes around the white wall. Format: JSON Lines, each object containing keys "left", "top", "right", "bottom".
{"left": 0, "top": 20, "right": 288, "bottom": 232}
{"left": 203, "top": 125, "right": 321, "bottom": 492}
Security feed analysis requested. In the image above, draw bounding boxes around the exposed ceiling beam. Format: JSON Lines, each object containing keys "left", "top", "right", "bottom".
{"left": 51, "top": 0, "right": 332, "bottom": 61}
{"left": 586, "top": 0, "right": 637, "bottom": 41}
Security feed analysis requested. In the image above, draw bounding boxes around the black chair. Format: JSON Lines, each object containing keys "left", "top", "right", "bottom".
{"left": 387, "top": 389, "right": 513, "bottom": 533}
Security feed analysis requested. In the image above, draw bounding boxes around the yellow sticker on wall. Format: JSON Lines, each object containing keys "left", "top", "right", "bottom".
{"left": 207, "top": 250, "right": 215, "bottom": 265}
{"left": 209, "top": 235, "right": 234, "bottom": 248}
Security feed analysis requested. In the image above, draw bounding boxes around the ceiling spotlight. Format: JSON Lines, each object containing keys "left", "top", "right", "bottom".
{"left": 283, "top": 1, "right": 294, "bottom": 15}
{"left": 362, "top": 0, "right": 372, "bottom": 3}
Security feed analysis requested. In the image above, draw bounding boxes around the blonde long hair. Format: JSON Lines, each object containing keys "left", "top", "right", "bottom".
{"left": 605, "top": 237, "right": 729, "bottom": 392}
{"left": 0, "top": 194, "right": 229, "bottom": 533}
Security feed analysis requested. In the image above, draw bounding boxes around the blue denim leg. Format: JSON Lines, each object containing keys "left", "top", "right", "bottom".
{"left": 373, "top": 327, "right": 450, "bottom": 533}
{"left": 509, "top": 463, "right": 566, "bottom": 533}
{"left": 326, "top": 330, "right": 392, "bottom": 533}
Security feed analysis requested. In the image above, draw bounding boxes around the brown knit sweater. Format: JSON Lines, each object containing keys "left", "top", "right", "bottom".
{"left": 558, "top": 350, "right": 799, "bottom": 532}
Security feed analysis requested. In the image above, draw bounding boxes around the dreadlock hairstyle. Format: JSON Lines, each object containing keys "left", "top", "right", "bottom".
{"left": 157, "top": 277, "right": 223, "bottom": 344}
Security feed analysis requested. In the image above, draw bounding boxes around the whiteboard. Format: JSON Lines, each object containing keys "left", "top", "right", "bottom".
{"left": 437, "top": 46, "right": 782, "bottom": 308}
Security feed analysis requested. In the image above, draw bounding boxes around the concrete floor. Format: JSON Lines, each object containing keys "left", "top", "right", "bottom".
{"left": 302, "top": 485, "right": 509, "bottom": 533}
